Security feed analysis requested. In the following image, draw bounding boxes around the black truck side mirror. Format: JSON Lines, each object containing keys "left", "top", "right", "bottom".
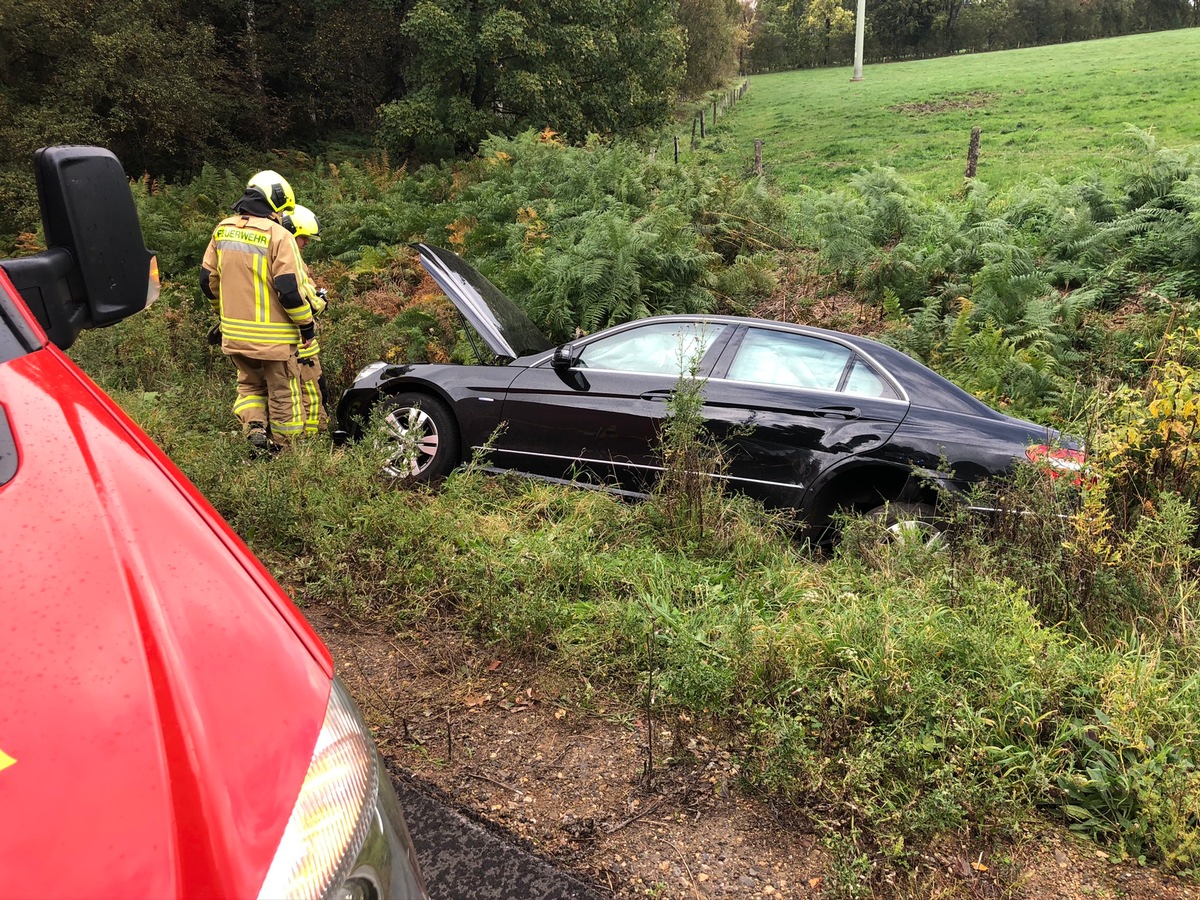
{"left": 0, "top": 146, "right": 158, "bottom": 350}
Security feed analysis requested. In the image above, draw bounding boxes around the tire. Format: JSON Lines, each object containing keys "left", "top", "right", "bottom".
{"left": 865, "top": 501, "right": 945, "bottom": 550}
{"left": 375, "top": 392, "right": 461, "bottom": 483}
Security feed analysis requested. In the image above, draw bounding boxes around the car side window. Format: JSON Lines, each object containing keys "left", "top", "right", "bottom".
{"left": 578, "top": 322, "right": 727, "bottom": 374}
{"left": 727, "top": 329, "right": 852, "bottom": 390}
{"left": 728, "top": 329, "right": 898, "bottom": 398}
{"left": 844, "top": 357, "right": 898, "bottom": 399}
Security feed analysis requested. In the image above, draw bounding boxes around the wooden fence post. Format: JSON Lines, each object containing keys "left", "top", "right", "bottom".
{"left": 699, "top": 110, "right": 705, "bottom": 139}
{"left": 965, "top": 126, "right": 981, "bottom": 179}
{"left": 673, "top": 135, "right": 679, "bottom": 164}
{"left": 754, "top": 140, "right": 763, "bottom": 176}
{"left": 712, "top": 99, "right": 718, "bottom": 122}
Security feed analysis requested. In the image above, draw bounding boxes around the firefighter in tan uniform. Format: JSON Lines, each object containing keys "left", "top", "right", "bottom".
{"left": 200, "top": 171, "right": 315, "bottom": 452}
{"left": 282, "top": 204, "right": 328, "bottom": 434}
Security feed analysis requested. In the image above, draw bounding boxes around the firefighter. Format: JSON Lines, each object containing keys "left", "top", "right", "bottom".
{"left": 282, "top": 204, "right": 329, "bottom": 434}
{"left": 200, "top": 170, "right": 315, "bottom": 453}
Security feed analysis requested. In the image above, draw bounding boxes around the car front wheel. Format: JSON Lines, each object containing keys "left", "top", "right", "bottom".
{"left": 376, "top": 392, "right": 461, "bottom": 483}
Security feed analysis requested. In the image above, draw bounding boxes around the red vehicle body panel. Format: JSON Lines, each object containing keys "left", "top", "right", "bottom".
{"left": 0, "top": 267, "right": 335, "bottom": 897}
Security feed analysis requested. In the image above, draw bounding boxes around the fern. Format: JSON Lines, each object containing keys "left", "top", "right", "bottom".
{"left": 1115, "top": 126, "right": 1200, "bottom": 211}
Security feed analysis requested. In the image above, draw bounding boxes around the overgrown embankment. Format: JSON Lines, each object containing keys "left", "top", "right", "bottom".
{"left": 69, "top": 128, "right": 1200, "bottom": 893}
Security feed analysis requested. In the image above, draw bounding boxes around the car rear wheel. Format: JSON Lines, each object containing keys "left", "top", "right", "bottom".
{"left": 865, "top": 501, "right": 944, "bottom": 550}
{"left": 376, "top": 392, "right": 460, "bottom": 483}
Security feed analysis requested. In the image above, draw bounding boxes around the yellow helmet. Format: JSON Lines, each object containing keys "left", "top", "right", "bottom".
{"left": 284, "top": 204, "right": 320, "bottom": 241}
{"left": 246, "top": 170, "right": 295, "bottom": 213}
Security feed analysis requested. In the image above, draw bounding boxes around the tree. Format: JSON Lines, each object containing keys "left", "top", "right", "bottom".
{"left": 376, "top": 0, "right": 685, "bottom": 161}
{"left": 955, "top": 0, "right": 1012, "bottom": 51}
{"left": 871, "top": 0, "right": 937, "bottom": 57}
{"left": 745, "top": 0, "right": 835, "bottom": 71}
{"left": 0, "top": 0, "right": 248, "bottom": 235}
{"left": 676, "top": 0, "right": 742, "bottom": 96}
{"left": 804, "top": 0, "right": 855, "bottom": 65}
{"left": 195, "top": 0, "right": 410, "bottom": 139}
{"left": 735, "top": 0, "right": 756, "bottom": 74}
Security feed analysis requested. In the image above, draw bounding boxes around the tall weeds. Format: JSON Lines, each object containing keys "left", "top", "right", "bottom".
{"left": 63, "top": 128, "right": 1200, "bottom": 887}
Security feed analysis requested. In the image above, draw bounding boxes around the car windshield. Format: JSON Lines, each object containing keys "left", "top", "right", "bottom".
{"left": 0, "top": 278, "right": 41, "bottom": 365}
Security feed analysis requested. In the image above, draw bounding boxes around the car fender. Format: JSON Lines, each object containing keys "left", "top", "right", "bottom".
{"left": 0, "top": 340, "right": 332, "bottom": 897}
{"left": 801, "top": 452, "right": 942, "bottom": 521}
{"left": 377, "top": 373, "right": 460, "bottom": 413}
{"left": 342, "top": 362, "right": 525, "bottom": 452}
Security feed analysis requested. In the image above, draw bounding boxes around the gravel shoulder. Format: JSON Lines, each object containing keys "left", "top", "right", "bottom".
{"left": 311, "top": 605, "right": 1199, "bottom": 900}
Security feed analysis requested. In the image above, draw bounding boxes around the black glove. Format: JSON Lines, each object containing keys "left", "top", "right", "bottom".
{"left": 206, "top": 323, "right": 222, "bottom": 345}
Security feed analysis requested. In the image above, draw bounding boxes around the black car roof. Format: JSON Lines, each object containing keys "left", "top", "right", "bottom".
{"left": 581, "top": 313, "right": 1002, "bottom": 419}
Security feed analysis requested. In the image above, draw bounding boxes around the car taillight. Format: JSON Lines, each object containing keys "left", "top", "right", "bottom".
{"left": 1026, "top": 444, "right": 1087, "bottom": 482}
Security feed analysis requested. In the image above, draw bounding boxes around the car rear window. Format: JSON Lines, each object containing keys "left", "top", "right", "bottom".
{"left": 843, "top": 357, "right": 898, "bottom": 399}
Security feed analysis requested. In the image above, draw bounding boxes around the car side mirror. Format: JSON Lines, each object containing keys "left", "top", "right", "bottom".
{"left": 552, "top": 344, "right": 578, "bottom": 370}
{"left": 0, "top": 146, "right": 158, "bottom": 350}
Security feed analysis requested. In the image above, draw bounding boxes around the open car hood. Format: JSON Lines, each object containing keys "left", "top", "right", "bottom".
{"left": 414, "top": 243, "right": 553, "bottom": 361}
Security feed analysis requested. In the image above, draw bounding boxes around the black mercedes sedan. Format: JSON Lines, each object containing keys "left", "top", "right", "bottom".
{"left": 336, "top": 244, "right": 1080, "bottom": 532}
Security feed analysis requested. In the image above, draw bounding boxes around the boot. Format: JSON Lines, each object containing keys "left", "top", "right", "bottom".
{"left": 247, "top": 422, "right": 270, "bottom": 457}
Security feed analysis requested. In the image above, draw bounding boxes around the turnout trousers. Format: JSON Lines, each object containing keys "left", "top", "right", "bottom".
{"left": 297, "top": 355, "right": 328, "bottom": 435}
{"left": 228, "top": 352, "right": 306, "bottom": 443}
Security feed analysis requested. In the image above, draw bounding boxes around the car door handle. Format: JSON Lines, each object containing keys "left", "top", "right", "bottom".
{"left": 814, "top": 405, "right": 860, "bottom": 419}
{"left": 639, "top": 390, "right": 673, "bottom": 401}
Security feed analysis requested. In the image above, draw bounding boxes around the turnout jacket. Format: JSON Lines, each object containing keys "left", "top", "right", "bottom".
{"left": 201, "top": 213, "right": 314, "bottom": 360}
{"left": 296, "top": 257, "right": 326, "bottom": 362}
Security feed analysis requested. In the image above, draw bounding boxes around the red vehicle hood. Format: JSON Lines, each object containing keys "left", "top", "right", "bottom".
{"left": 0, "top": 346, "right": 334, "bottom": 898}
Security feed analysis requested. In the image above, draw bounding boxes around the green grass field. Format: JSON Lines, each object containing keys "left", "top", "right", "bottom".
{"left": 706, "top": 29, "right": 1200, "bottom": 194}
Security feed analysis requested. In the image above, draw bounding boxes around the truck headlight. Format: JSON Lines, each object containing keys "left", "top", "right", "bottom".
{"left": 257, "top": 680, "right": 381, "bottom": 900}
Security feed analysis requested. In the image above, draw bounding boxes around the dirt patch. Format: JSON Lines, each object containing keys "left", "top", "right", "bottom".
{"left": 890, "top": 91, "right": 998, "bottom": 116}
{"left": 309, "top": 604, "right": 1198, "bottom": 900}
{"left": 752, "top": 255, "right": 887, "bottom": 337}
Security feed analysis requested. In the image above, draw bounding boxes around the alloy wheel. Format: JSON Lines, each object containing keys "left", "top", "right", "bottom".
{"left": 382, "top": 405, "right": 439, "bottom": 478}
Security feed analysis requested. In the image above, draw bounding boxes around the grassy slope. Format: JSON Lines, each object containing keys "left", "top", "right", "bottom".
{"left": 62, "top": 32, "right": 1200, "bottom": 890}
{"left": 706, "top": 29, "right": 1200, "bottom": 194}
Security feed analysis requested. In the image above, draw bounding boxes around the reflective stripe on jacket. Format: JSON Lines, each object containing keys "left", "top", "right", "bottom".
{"left": 201, "top": 214, "right": 313, "bottom": 360}
{"left": 296, "top": 257, "right": 324, "bottom": 361}
{"left": 298, "top": 258, "right": 327, "bottom": 316}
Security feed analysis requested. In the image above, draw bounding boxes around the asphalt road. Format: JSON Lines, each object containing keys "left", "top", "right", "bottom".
{"left": 393, "top": 778, "right": 610, "bottom": 900}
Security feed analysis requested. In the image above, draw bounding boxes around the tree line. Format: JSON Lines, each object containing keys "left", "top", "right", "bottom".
{"left": 747, "top": 0, "right": 1198, "bottom": 72}
{"left": 0, "top": 0, "right": 741, "bottom": 237}
{"left": 2, "top": 0, "right": 1196, "bottom": 237}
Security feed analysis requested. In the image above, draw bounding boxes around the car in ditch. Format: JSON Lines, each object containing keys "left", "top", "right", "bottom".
{"left": 335, "top": 243, "right": 1081, "bottom": 534}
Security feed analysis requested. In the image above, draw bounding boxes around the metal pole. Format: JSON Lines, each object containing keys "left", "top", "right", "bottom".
{"left": 852, "top": 0, "right": 866, "bottom": 81}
